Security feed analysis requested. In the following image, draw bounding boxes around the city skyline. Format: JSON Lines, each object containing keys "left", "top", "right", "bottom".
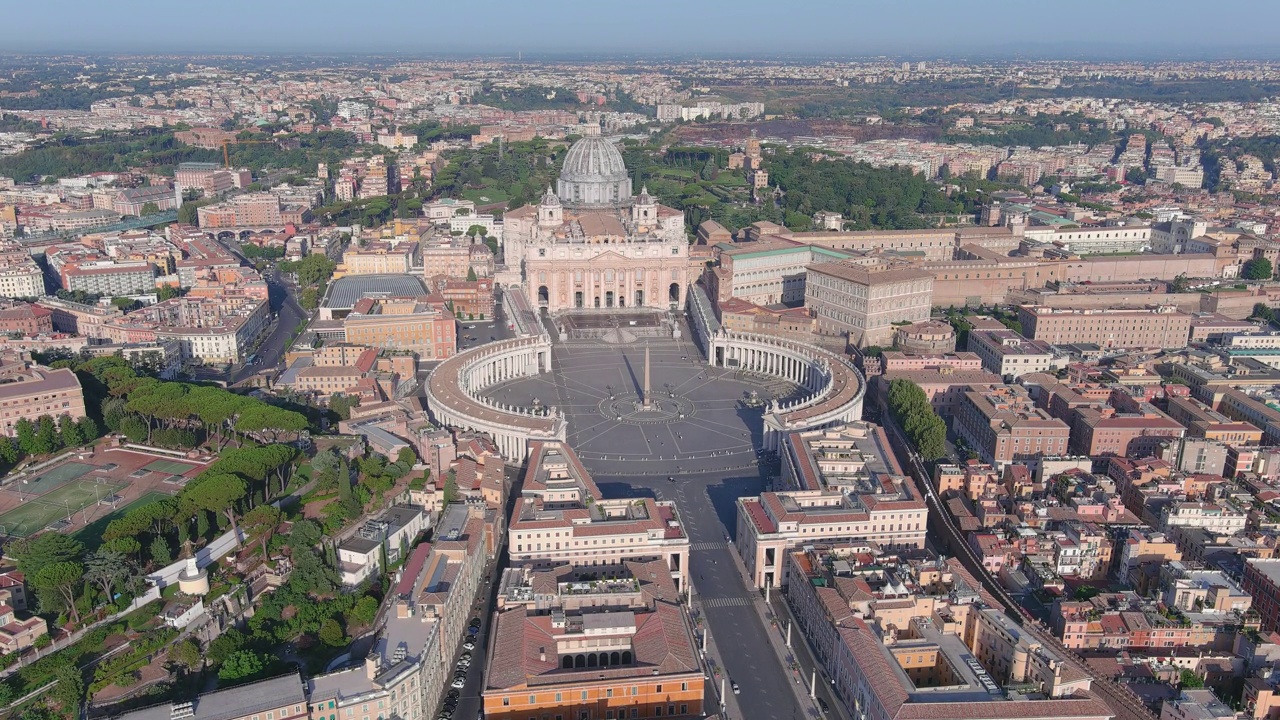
{"left": 9, "top": 0, "right": 1280, "bottom": 57}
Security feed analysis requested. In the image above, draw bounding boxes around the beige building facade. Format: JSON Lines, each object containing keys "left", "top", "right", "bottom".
{"left": 503, "top": 137, "right": 690, "bottom": 313}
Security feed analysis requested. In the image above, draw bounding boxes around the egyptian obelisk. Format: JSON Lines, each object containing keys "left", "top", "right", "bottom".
{"left": 643, "top": 346, "right": 652, "bottom": 408}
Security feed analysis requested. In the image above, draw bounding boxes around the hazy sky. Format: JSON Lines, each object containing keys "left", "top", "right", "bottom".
{"left": 8, "top": 0, "right": 1280, "bottom": 57}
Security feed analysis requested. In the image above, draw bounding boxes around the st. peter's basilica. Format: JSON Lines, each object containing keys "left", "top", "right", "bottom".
{"left": 503, "top": 136, "right": 690, "bottom": 314}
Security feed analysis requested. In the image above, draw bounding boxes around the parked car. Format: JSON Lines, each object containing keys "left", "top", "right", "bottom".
{"left": 732, "top": 681, "right": 740, "bottom": 695}
{"left": 450, "top": 678, "right": 465, "bottom": 689}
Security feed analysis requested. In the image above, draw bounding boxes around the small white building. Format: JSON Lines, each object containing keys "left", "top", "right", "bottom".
{"left": 337, "top": 505, "right": 428, "bottom": 587}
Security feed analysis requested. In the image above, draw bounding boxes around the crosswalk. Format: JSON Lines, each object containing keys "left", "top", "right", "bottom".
{"left": 701, "top": 596, "right": 754, "bottom": 608}
{"left": 690, "top": 542, "right": 728, "bottom": 551}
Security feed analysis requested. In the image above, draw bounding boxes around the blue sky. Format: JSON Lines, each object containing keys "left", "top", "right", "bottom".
{"left": 7, "top": 0, "right": 1280, "bottom": 57}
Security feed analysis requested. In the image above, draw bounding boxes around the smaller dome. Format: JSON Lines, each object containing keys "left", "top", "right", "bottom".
{"left": 637, "top": 185, "right": 654, "bottom": 205}
{"left": 540, "top": 186, "right": 561, "bottom": 207}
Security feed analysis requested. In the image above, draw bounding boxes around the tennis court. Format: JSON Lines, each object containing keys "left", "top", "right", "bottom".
{"left": 0, "top": 480, "right": 126, "bottom": 537}
{"left": 142, "top": 459, "right": 198, "bottom": 475}
{"left": 11, "top": 461, "right": 95, "bottom": 496}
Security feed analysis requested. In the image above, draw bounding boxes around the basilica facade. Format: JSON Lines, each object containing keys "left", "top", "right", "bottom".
{"left": 504, "top": 136, "right": 689, "bottom": 313}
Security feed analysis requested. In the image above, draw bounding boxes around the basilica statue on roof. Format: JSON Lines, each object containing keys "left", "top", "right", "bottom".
{"left": 503, "top": 136, "right": 689, "bottom": 313}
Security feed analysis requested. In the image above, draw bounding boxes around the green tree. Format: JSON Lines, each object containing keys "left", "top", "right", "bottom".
{"left": 168, "top": 638, "right": 202, "bottom": 672}
{"left": 350, "top": 595, "right": 379, "bottom": 626}
{"left": 1254, "top": 303, "right": 1277, "bottom": 322}
{"left": 14, "top": 418, "right": 35, "bottom": 455}
{"left": 157, "top": 284, "right": 181, "bottom": 301}
{"left": 287, "top": 518, "right": 323, "bottom": 549}
{"left": 206, "top": 629, "right": 247, "bottom": 667}
{"left": 50, "top": 661, "right": 84, "bottom": 712}
{"left": 243, "top": 504, "right": 282, "bottom": 559}
{"left": 0, "top": 436, "right": 18, "bottom": 466}
{"left": 218, "top": 650, "right": 267, "bottom": 683}
{"left": 84, "top": 548, "right": 129, "bottom": 602}
{"left": 466, "top": 266, "right": 478, "bottom": 282}
{"left": 181, "top": 474, "right": 248, "bottom": 534}
{"left": 1244, "top": 257, "right": 1274, "bottom": 280}
{"left": 13, "top": 533, "right": 83, "bottom": 577}
{"left": 33, "top": 415, "right": 58, "bottom": 455}
{"left": 318, "top": 617, "right": 345, "bottom": 646}
{"left": 140, "top": 202, "right": 160, "bottom": 216}
{"left": 32, "top": 561, "right": 84, "bottom": 622}
{"left": 58, "top": 414, "right": 82, "bottom": 449}
{"left": 150, "top": 536, "right": 172, "bottom": 565}
{"left": 1179, "top": 669, "right": 1204, "bottom": 688}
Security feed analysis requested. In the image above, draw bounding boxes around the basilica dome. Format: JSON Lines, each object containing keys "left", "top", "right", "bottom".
{"left": 556, "top": 136, "right": 632, "bottom": 207}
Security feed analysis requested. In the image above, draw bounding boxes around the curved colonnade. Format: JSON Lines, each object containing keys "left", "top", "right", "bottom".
{"left": 707, "top": 330, "right": 866, "bottom": 451}
{"left": 425, "top": 336, "right": 565, "bottom": 460}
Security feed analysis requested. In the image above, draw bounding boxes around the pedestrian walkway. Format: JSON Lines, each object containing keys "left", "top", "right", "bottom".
{"left": 701, "top": 596, "right": 753, "bottom": 608}
{"left": 690, "top": 542, "right": 728, "bottom": 551}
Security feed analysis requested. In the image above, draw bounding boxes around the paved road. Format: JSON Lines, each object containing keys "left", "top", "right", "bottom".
{"left": 599, "top": 469, "right": 809, "bottom": 720}
{"left": 231, "top": 272, "right": 306, "bottom": 384}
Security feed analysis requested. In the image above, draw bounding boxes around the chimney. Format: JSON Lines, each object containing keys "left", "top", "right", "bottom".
{"left": 365, "top": 656, "right": 379, "bottom": 680}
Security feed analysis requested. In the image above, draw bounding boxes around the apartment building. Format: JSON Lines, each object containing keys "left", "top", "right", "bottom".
{"left": 878, "top": 367, "right": 1002, "bottom": 418}
{"left": 1161, "top": 501, "right": 1248, "bottom": 535}
{"left": 0, "top": 365, "right": 87, "bottom": 436}
{"left": 0, "top": 253, "right": 45, "bottom": 298}
{"left": 1242, "top": 559, "right": 1280, "bottom": 632}
{"left": 804, "top": 262, "right": 934, "bottom": 347}
{"left": 35, "top": 297, "right": 122, "bottom": 338}
{"left": 420, "top": 239, "right": 473, "bottom": 280}
{"left": 343, "top": 297, "right": 456, "bottom": 360}
{"left": 508, "top": 441, "right": 690, "bottom": 591}
{"left": 787, "top": 550, "right": 1108, "bottom": 720}
{"left": 0, "top": 603, "right": 46, "bottom": 654}
{"left": 196, "top": 193, "right": 287, "bottom": 228}
{"left": 435, "top": 277, "right": 494, "bottom": 320}
{"left": 968, "top": 329, "right": 1057, "bottom": 379}
{"left": 482, "top": 562, "right": 704, "bottom": 720}
{"left": 1070, "top": 407, "right": 1187, "bottom": 458}
{"left": 953, "top": 385, "right": 1071, "bottom": 469}
{"left": 0, "top": 302, "right": 52, "bottom": 335}
{"left": 738, "top": 423, "right": 926, "bottom": 588}
{"left": 116, "top": 295, "right": 271, "bottom": 364}
{"left": 708, "top": 238, "right": 853, "bottom": 305}
{"left": 342, "top": 241, "right": 418, "bottom": 276}
{"left": 1018, "top": 305, "right": 1194, "bottom": 349}
{"left": 336, "top": 505, "right": 428, "bottom": 586}
{"left": 307, "top": 504, "right": 488, "bottom": 720}
{"left": 61, "top": 262, "right": 155, "bottom": 296}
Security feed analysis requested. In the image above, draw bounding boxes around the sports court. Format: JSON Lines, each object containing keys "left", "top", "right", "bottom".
{"left": 142, "top": 459, "right": 198, "bottom": 475}
{"left": 0, "top": 478, "right": 126, "bottom": 537}
{"left": 12, "top": 461, "right": 95, "bottom": 496}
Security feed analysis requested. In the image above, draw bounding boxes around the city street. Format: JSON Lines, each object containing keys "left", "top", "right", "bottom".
{"left": 231, "top": 271, "right": 306, "bottom": 385}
